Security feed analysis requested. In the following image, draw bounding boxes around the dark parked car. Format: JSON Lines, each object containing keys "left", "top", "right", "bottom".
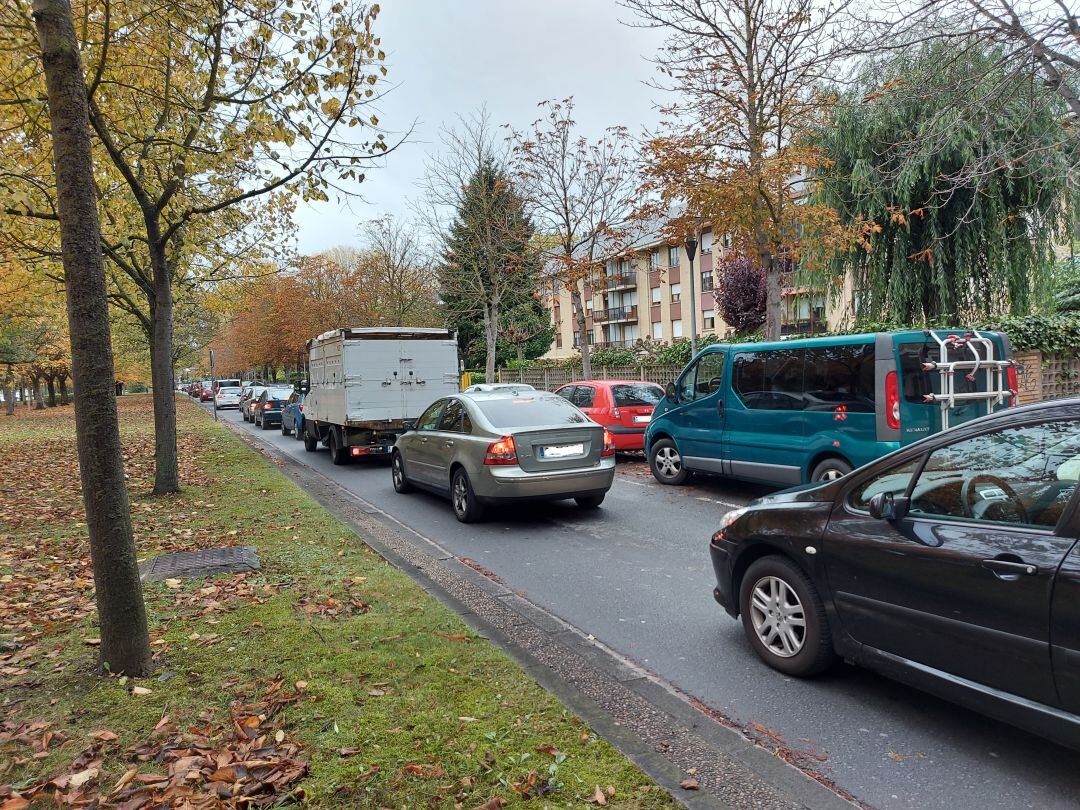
{"left": 709, "top": 397, "right": 1080, "bottom": 748}
{"left": 254, "top": 388, "right": 292, "bottom": 430}
{"left": 282, "top": 391, "right": 305, "bottom": 438}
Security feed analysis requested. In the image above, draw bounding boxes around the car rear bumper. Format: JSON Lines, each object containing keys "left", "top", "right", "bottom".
{"left": 474, "top": 458, "right": 616, "bottom": 501}
{"left": 607, "top": 425, "right": 647, "bottom": 451}
{"left": 709, "top": 536, "right": 739, "bottom": 618}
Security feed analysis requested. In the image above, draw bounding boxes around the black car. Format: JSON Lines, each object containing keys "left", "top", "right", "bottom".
{"left": 710, "top": 397, "right": 1080, "bottom": 748}
{"left": 254, "top": 388, "right": 292, "bottom": 430}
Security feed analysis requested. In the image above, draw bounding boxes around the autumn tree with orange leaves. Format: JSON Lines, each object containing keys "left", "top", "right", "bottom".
{"left": 625, "top": 0, "right": 866, "bottom": 340}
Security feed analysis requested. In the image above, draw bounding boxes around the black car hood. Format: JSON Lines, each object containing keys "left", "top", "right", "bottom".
{"left": 750, "top": 479, "right": 838, "bottom": 508}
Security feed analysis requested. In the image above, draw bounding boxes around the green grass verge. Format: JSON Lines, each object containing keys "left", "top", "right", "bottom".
{"left": 0, "top": 396, "right": 675, "bottom": 808}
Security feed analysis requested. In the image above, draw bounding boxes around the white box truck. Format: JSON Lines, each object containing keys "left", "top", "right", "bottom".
{"left": 302, "top": 327, "right": 459, "bottom": 464}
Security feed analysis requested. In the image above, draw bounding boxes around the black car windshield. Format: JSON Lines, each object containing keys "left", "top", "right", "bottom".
{"left": 475, "top": 395, "right": 588, "bottom": 428}
{"left": 612, "top": 383, "right": 664, "bottom": 407}
{"left": 268, "top": 390, "right": 292, "bottom": 401}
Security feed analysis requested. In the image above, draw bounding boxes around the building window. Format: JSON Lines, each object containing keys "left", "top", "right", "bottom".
{"left": 586, "top": 299, "right": 593, "bottom": 311}
{"left": 668, "top": 245, "right": 679, "bottom": 267}
{"left": 703, "top": 310, "right": 716, "bottom": 330}
{"left": 556, "top": 330, "right": 562, "bottom": 348}
{"left": 652, "top": 321, "right": 664, "bottom": 339}
{"left": 650, "top": 250, "right": 660, "bottom": 270}
{"left": 701, "top": 231, "right": 712, "bottom": 254}
{"left": 619, "top": 258, "right": 630, "bottom": 274}
{"left": 672, "top": 319, "right": 683, "bottom": 338}
{"left": 650, "top": 286, "right": 661, "bottom": 305}
{"left": 670, "top": 283, "right": 681, "bottom": 304}
{"left": 701, "top": 271, "right": 713, "bottom": 292}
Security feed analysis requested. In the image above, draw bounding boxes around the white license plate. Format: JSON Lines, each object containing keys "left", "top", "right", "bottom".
{"left": 540, "top": 443, "right": 584, "bottom": 459}
{"left": 633, "top": 415, "right": 652, "bottom": 424}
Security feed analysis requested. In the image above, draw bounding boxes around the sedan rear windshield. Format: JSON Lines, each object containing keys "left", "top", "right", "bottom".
{"left": 475, "top": 396, "right": 589, "bottom": 428}
{"left": 268, "top": 390, "right": 292, "bottom": 401}
{"left": 612, "top": 383, "right": 664, "bottom": 407}
{"left": 218, "top": 387, "right": 241, "bottom": 394}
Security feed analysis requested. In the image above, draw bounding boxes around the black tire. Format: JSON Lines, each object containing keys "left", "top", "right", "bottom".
{"left": 281, "top": 419, "right": 291, "bottom": 436}
{"left": 575, "top": 493, "right": 605, "bottom": 509}
{"left": 450, "top": 468, "right": 485, "bottom": 523}
{"left": 738, "top": 556, "right": 835, "bottom": 677}
{"left": 261, "top": 416, "right": 272, "bottom": 430}
{"left": 391, "top": 451, "right": 414, "bottom": 493}
{"left": 328, "top": 428, "right": 348, "bottom": 465}
{"left": 242, "top": 409, "right": 248, "bottom": 422}
{"left": 294, "top": 421, "right": 304, "bottom": 441}
{"left": 810, "top": 457, "right": 852, "bottom": 484}
{"left": 649, "top": 438, "right": 692, "bottom": 485}
{"left": 303, "top": 425, "right": 318, "bottom": 452}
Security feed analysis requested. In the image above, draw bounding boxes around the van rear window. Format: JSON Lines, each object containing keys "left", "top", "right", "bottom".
{"left": 732, "top": 344, "right": 875, "bottom": 412}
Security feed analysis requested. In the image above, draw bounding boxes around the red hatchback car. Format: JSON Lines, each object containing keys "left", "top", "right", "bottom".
{"left": 553, "top": 380, "right": 666, "bottom": 452}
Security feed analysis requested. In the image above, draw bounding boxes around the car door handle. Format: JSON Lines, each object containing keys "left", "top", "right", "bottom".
{"left": 716, "top": 399, "right": 725, "bottom": 418}
{"left": 444, "top": 440, "right": 455, "bottom": 447}
{"left": 981, "top": 557, "right": 1038, "bottom": 577}
{"left": 419, "top": 436, "right": 428, "bottom": 443}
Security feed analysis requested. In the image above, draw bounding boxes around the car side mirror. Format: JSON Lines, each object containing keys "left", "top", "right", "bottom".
{"left": 868, "top": 492, "right": 910, "bottom": 521}
{"left": 402, "top": 419, "right": 416, "bottom": 431}
{"left": 665, "top": 382, "right": 677, "bottom": 402}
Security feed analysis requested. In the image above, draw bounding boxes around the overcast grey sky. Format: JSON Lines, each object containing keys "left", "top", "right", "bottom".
{"left": 291, "top": 0, "right": 665, "bottom": 254}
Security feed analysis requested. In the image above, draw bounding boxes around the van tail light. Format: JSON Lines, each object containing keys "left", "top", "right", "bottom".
{"left": 484, "top": 435, "right": 518, "bottom": 466}
{"left": 601, "top": 429, "right": 616, "bottom": 457}
{"left": 1006, "top": 364, "right": 1018, "bottom": 404}
{"left": 885, "top": 371, "right": 901, "bottom": 430}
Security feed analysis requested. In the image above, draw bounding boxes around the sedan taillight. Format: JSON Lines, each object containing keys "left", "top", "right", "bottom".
{"left": 484, "top": 435, "right": 518, "bottom": 465}
{"left": 601, "top": 429, "right": 616, "bottom": 457}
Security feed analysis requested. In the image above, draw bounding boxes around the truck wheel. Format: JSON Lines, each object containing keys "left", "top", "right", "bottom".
{"left": 329, "top": 429, "right": 348, "bottom": 465}
{"left": 451, "top": 468, "right": 485, "bottom": 523}
{"left": 303, "top": 424, "right": 318, "bottom": 452}
{"left": 391, "top": 451, "right": 414, "bottom": 493}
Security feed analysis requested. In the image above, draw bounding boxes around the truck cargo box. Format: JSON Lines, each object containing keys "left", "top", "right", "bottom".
{"left": 305, "top": 327, "right": 459, "bottom": 429}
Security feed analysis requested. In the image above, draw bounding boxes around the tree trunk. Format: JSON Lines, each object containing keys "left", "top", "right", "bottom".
{"left": 59, "top": 373, "right": 69, "bottom": 405}
{"left": 760, "top": 244, "right": 781, "bottom": 341}
{"left": 146, "top": 239, "right": 180, "bottom": 495}
{"left": 482, "top": 304, "right": 498, "bottom": 380}
{"left": 46, "top": 375, "right": 57, "bottom": 407}
{"left": 33, "top": 375, "right": 45, "bottom": 410}
{"left": 570, "top": 283, "right": 592, "bottom": 380}
{"left": 3, "top": 367, "right": 14, "bottom": 416}
{"left": 32, "top": 0, "right": 151, "bottom": 675}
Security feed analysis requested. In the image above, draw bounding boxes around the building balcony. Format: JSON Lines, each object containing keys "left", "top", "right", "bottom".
{"left": 596, "top": 339, "right": 637, "bottom": 349}
{"left": 594, "top": 305, "right": 638, "bottom": 323}
{"left": 603, "top": 271, "right": 636, "bottom": 290}
{"left": 781, "top": 319, "right": 827, "bottom": 336}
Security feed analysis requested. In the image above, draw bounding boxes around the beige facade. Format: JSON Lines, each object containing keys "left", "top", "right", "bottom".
{"left": 541, "top": 227, "right": 852, "bottom": 360}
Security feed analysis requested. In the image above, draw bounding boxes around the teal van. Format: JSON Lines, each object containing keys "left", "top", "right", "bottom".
{"left": 644, "top": 330, "right": 1017, "bottom": 486}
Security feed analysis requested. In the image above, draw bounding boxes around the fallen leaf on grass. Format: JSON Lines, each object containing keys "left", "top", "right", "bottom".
{"left": 164, "top": 578, "right": 183, "bottom": 589}
{"left": 111, "top": 767, "right": 138, "bottom": 793}
{"left": 83, "top": 638, "right": 100, "bottom": 646}
{"left": 68, "top": 767, "right": 99, "bottom": 788}
{"left": 0, "top": 796, "right": 30, "bottom": 810}
{"left": 590, "top": 784, "right": 607, "bottom": 805}
{"left": 131, "top": 686, "right": 152, "bottom": 696}
{"left": 470, "top": 799, "right": 506, "bottom": 810}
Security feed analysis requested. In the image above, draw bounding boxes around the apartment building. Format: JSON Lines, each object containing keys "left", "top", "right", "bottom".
{"left": 541, "top": 227, "right": 852, "bottom": 360}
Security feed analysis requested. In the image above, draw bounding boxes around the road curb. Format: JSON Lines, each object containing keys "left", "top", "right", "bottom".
{"left": 218, "top": 414, "right": 860, "bottom": 810}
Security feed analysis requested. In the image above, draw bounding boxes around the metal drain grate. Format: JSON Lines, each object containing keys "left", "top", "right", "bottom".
{"left": 139, "top": 546, "right": 260, "bottom": 582}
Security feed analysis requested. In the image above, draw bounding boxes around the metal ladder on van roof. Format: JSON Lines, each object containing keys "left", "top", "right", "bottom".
{"left": 919, "top": 330, "right": 1018, "bottom": 430}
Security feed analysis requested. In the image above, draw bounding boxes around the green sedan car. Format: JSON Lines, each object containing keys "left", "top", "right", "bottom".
{"left": 391, "top": 391, "right": 617, "bottom": 523}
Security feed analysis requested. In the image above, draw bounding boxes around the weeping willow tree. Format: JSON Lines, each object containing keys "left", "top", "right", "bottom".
{"left": 814, "top": 40, "right": 1076, "bottom": 325}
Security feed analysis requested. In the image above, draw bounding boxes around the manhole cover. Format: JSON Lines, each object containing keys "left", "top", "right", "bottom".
{"left": 139, "top": 546, "right": 260, "bottom": 582}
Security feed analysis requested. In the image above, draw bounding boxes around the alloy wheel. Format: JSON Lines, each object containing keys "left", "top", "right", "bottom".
{"left": 392, "top": 457, "right": 404, "bottom": 488}
{"left": 820, "top": 468, "right": 845, "bottom": 482}
{"left": 452, "top": 474, "right": 469, "bottom": 516}
{"left": 749, "top": 575, "right": 806, "bottom": 658}
{"left": 655, "top": 446, "right": 681, "bottom": 478}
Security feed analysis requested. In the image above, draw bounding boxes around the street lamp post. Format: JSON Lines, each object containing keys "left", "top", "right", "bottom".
{"left": 684, "top": 234, "right": 699, "bottom": 358}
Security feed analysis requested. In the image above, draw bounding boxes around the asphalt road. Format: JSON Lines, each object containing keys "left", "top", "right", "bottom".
{"left": 209, "top": 402, "right": 1080, "bottom": 809}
